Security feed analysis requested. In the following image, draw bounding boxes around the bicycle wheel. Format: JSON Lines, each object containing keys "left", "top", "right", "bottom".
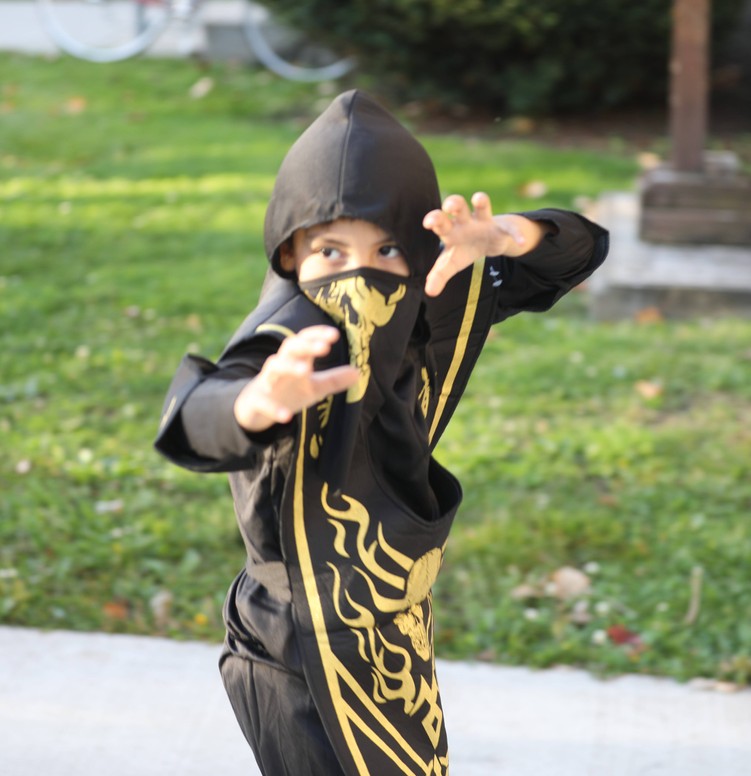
{"left": 38, "top": 0, "right": 172, "bottom": 62}
{"left": 244, "top": 3, "right": 354, "bottom": 83}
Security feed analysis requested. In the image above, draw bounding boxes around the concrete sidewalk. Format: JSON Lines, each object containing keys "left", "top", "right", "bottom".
{"left": 2, "top": 626, "right": 750, "bottom": 775}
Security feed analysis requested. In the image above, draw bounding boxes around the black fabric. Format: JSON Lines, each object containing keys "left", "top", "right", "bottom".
{"left": 220, "top": 655, "right": 346, "bottom": 776}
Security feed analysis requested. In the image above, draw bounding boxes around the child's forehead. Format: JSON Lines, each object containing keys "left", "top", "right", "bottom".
{"left": 298, "top": 218, "right": 393, "bottom": 242}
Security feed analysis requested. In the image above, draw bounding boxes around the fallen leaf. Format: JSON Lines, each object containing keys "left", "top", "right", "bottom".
{"left": 549, "top": 567, "right": 591, "bottom": 600}
{"left": 606, "top": 624, "right": 641, "bottom": 645}
{"left": 507, "top": 116, "right": 536, "bottom": 135}
{"left": 715, "top": 682, "right": 743, "bottom": 694}
{"left": 185, "top": 313, "right": 202, "bottom": 332}
{"left": 510, "top": 583, "right": 540, "bottom": 601}
{"left": 95, "top": 499, "right": 124, "bottom": 515}
{"left": 64, "top": 96, "right": 87, "bottom": 115}
{"left": 519, "top": 180, "right": 548, "bottom": 199}
{"left": 636, "top": 151, "right": 662, "bottom": 170}
{"left": 634, "top": 380, "right": 663, "bottom": 400}
{"left": 103, "top": 599, "right": 129, "bottom": 620}
{"left": 189, "top": 76, "right": 214, "bottom": 100}
{"left": 634, "top": 306, "right": 664, "bottom": 324}
{"left": 570, "top": 600, "right": 591, "bottom": 625}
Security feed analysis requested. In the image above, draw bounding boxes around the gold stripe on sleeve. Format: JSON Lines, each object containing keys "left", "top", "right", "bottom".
{"left": 428, "top": 261, "right": 484, "bottom": 443}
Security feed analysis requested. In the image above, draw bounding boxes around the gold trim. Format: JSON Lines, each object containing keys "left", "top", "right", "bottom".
{"left": 336, "top": 656, "right": 430, "bottom": 771}
{"left": 256, "top": 322, "right": 295, "bottom": 338}
{"left": 429, "top": 261, "right": 484, "bottom": 442}
{"left": 293, "top": 412, "right": 370, "bottom": 775}
{"left": 293, "top": 413, "right": 440, "bottom": 774}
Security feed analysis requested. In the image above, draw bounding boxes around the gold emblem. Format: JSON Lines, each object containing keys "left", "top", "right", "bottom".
{"left": 394, "top": 602, "right": 430, "bottom": 661}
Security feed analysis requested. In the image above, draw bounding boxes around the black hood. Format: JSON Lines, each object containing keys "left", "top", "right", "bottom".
{"left": 264, "top": 90, "right": 442, "bottom": 279}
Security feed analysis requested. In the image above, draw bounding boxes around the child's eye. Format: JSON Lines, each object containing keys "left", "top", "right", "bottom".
{"left": 319, "top": 247, "right": 343, "bottom": 260}
{"left": 379, "top": 245, "right": 403, "bottom": 259}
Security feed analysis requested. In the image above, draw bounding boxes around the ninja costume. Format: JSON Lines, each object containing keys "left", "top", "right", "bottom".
{"left": 155, "top": 90, "right": 609, "bottom": 776}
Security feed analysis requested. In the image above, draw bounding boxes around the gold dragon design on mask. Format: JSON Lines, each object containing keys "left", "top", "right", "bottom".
{"left": 304, "top": 276, "right": 407, "bottom": 403}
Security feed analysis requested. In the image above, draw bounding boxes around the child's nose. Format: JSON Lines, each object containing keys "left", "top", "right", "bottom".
{"left": 351, "top": 250, "right": 375, "bottom": 270}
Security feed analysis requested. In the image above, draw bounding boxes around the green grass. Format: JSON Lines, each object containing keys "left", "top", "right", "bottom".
{"left": 2, "top": 53, "right": 750, "bottom": 684}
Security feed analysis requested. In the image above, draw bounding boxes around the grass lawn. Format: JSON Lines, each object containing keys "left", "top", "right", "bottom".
{"left": 1, "top": 53, "right": 750, "bottom": 685}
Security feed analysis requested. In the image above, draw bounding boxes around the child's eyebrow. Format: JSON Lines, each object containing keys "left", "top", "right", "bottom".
{"left": 309, "top": 234, "right": 349, "bottom": 247}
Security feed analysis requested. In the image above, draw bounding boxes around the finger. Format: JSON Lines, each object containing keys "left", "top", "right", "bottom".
{"left": 442, "top": 194, "right": 471, "bottom": 223}
{"left": 263, "top": 365, "right": 358, "bottom": 423}
{"left": 295, "top": 325, "right": 341, "bottom": 342}
{"left": 422, "top": 209, "right": 454, "bottom": 237}
{"left": 310, "top": 365, "right": 359, "bottom": 398}
{"left": 471, "top": 191, "right": 494, "bottom": 221}
{"left": 278, "top": 330, "right": 337, "bottom": 361}
{"left": 424, "top": 251, "right": 457, "bottom": 297}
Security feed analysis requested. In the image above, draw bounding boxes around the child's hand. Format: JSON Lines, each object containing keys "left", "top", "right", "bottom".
{"left": 234, "top": 326, "right": 359, "bottom": 433}
{"left": 423, "top": 192, "right": 543, "bottom": 297}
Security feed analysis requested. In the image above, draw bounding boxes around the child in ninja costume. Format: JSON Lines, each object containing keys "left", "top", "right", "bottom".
{"left": 155, "top": 90, "right": 609, "bottom": 776}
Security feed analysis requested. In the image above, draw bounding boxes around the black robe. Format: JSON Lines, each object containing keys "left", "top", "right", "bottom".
{"left": 155, "top": 90, "right": 609, "bottom": 776}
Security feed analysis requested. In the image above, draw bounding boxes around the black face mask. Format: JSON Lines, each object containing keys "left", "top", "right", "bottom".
{"left": 299, "top": 267, "right": 425, "bottom": 493}
{"left": 300, "top": 267, "right": 423, "bottom": 419}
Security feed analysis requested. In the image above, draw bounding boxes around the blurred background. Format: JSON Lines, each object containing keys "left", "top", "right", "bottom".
{"left": 1, "top": 0, "right": 750, "bottom": 686}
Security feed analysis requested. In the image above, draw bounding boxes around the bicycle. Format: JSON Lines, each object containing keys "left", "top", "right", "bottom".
{"left": 36, "top": 0, "right": 354, "bottom": 82}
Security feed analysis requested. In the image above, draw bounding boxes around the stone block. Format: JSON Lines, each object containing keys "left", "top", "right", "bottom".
{"left": 639, "top": 157, "right": 751, "bottom": 246}
{"left": 588, "top": 192, "right": 751, "bottom": 320}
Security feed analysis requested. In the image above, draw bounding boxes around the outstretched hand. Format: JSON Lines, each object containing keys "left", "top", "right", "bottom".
{"left": 423, "top": 192, "right": 541, "bottom": 297}
{"left": 234, "top": 325, "right": 358, "bottom": 433}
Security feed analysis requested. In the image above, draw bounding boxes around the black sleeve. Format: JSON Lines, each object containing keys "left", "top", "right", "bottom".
{"left": 154, "top": 337, "right": 293, "bottom": 473}
{"left": 491, "top": 208, "right": 609, "bottom": 323}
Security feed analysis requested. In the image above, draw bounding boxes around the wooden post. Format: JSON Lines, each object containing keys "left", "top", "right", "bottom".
{"left": 669, "top": 0, "right": 710, "bottom": 172}
{"left": 641, "top": 0, "right": 750, "bottom": 246}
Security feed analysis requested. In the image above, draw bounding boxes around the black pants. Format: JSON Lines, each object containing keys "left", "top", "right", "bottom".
{"left": 220, "top": 654, "right": 346, "bottom": 776}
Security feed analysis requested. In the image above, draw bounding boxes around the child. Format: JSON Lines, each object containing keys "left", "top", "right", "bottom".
{"left": 155, "top": 90, "right": 608, "bottom": 776}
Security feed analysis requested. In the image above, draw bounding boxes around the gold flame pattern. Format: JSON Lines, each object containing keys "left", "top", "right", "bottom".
{"left": 320, "top": 483, "right": 447, "bottom": 756}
